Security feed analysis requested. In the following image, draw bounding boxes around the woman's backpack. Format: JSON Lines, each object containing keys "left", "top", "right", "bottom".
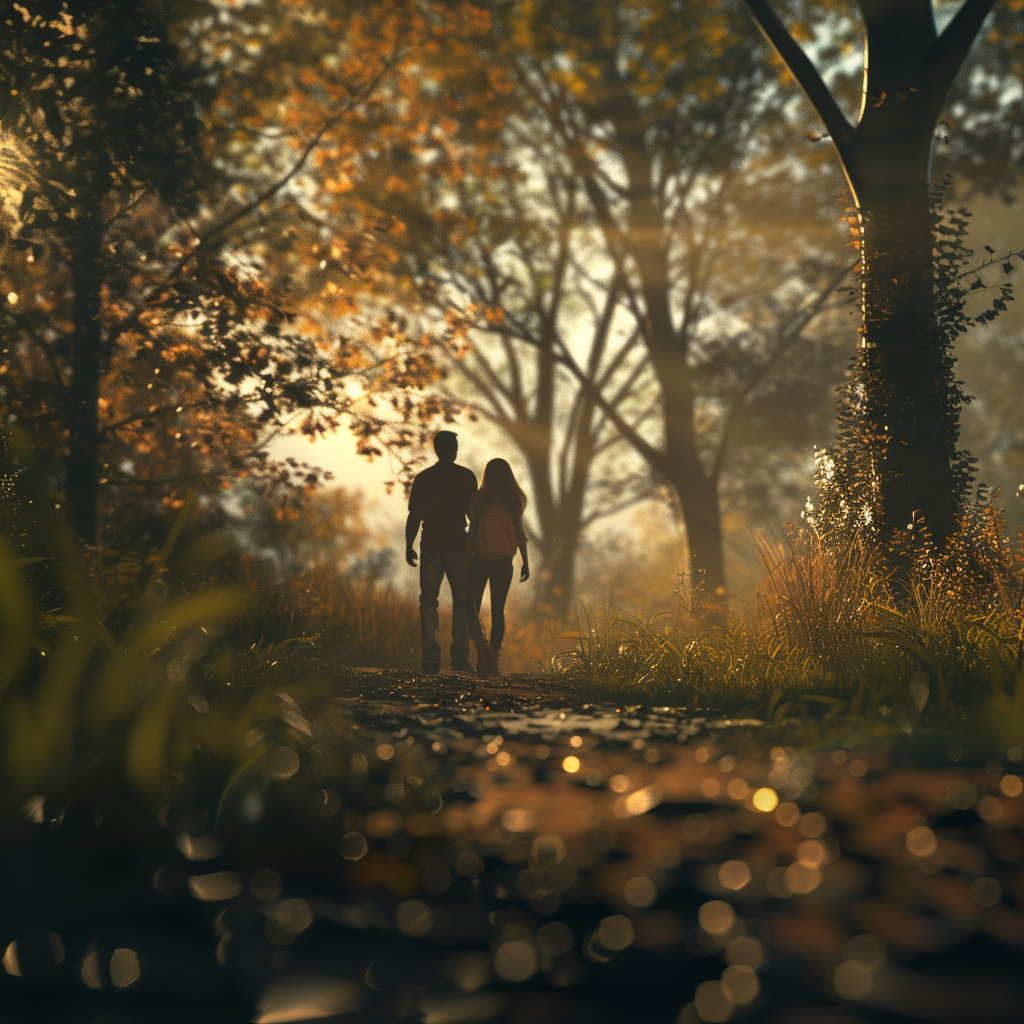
{"left": 476, "top": 501, "right": 518, "bottom": 559}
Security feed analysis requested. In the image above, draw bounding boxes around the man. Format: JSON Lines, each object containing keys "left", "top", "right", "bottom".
{"left": 405, "top": 430, "right": 494, "bottom": 673}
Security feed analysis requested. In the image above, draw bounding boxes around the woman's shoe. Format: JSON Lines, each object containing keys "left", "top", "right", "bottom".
{"left": 476, "top": 643, "right": 498, "bottom": 676}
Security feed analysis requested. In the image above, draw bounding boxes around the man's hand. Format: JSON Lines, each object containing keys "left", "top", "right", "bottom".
{"left": 520, "top": 563, "right": 530, "bottom": 582}
{"left": 406, "top": 546, "right": 418, "bottom": 568}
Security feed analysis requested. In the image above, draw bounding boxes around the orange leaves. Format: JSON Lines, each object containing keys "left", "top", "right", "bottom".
{"left": 789, "top": 21, "right": 814, "bottom": 43}
{"left": 325, "top": 172, "right": 354, "bottom": 194}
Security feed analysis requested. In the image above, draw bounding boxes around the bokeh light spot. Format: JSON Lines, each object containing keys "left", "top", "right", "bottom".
{"left": 396, "top": 900, "right": 434, "bottom": 937}
{"left": 562, "top": 756, "right": 580, "bottom": 774}
{"left": 783, "top": 861, "right": 821, "bottom": 895}
{"left": 188, "top": 871, "right": 244, "bottom": 901}
{"left": 340, "top": 833, "right": 368, "bottom": 861}
{"left": 624, "top": 876, "right": 658, "bottom": 907}
{"left": 80, "top": 949, "right": 102, "bottom": 989}
{"left": 945, "top": 780, "right": 977, "bottom": 809}
{"left": 976, "top": 795, "right": 1003, "bottom": 822}
{"left": 501, "top": 808, "right": 537, "bottom": 833}
{"left": 456, "top": 850, "right": 485, "bottom": 878}
{"left": 275, "top": 898, "right": 314, "bottom": 936}
{"left": 797, "top": 839, "right": 828, "bottom": 868}
{"left": 833, "top": 959, "right": 873, "bottom": 1000}
{"left": 493, "top": 940, "right": 537, "bottom": 981}
{"left": 905, "top": 825, "right": 938, "bottom": 857}
{"left": 1000, "top": 775, "right": 1023, "bottom": 797}
{"left": 774, "top": 802, "right": 800, "bottom": 827}
{"left": 109, "top": 948, "right": 141, "bottom": 988}
{"left": 721, "top": 964, "right": 759, "bottom": 1005}
{"left": 597, "top": 915, "right": 635, "bottom": 951}
{"left": 615, "top": 784, "right": 663, "bottom": 818}
{"left": 726, "top": 778, "right": 748, "bottom": 801}
{"left": 797, "top": 811, "right": 826, "bottom": 838}
{"left": 698, "top": 900, "right": 736, "bottom": 937}
{"left": 693, "top": 979, "right": 735, "bottom": 1022}
{"left": 752, "top": 788, "right": 778, "bottom": 812}
{"left": 3, "top": 942, "right": 20, "bottom": 977}
{"left": 531, "top": 833, "right": 568, "bottom": 864}
{"left": 970, "top": 876, "right": 1002, "bottom": 907}
{"left": 266, "top": 746, "right": 300, "bottom": 781}
{"left": 719, "top": 860, "right": 751, "bottom": 891}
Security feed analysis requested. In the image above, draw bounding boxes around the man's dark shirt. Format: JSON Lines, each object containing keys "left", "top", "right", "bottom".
{"left": 408, "top": 461, "right": 478, "bottom": 554}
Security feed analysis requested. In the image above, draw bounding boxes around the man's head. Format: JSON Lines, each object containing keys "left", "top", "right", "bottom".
{"left": 433, "top": 430, "right": 458, "bottom": 462}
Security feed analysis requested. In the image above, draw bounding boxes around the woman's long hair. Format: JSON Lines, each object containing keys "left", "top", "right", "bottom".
{"left": 479, "top": 458, "right": 527, "bottom": 516}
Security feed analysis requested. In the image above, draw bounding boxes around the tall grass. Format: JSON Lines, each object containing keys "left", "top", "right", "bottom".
{"left": 555, "top": 507, "right": 1024, "bottom": 744}
{"left": 237, "top": 559, "right": 422, "bottom": 672}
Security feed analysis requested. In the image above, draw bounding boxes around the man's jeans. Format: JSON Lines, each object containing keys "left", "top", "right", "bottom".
{"left": 419, "top": 550, "right": 484, "bottom": 670}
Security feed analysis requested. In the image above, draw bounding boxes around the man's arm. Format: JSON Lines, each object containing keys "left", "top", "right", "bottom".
{"left": 405, "top": 513, "right": 421, "bottom": 567}
{"left": 464, "top": 492, "right": 478, "bottom": 562}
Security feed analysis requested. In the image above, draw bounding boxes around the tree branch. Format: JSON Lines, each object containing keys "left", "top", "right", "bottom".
{"left": 553, "top": 339, "right": 669, "bottom": 478}
{"left": 2, "top": 308, "right": 68, "bottom": 388}
{"left": 740, "top": 1, "right": 859, "bottom": 185}
{"left": 927, "top": 0, "right": 1000, "bottom": 106}
{"left": 711, "top": 258, "right": 855, "bottom": 479}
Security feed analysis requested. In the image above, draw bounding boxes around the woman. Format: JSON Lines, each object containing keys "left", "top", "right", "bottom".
{"left": 465, "top": 459, "right": 530, "bottom": 675}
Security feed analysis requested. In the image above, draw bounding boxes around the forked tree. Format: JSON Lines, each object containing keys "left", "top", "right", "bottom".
{"left": 742, "top": 0, "right": 1020, "bottom": 547}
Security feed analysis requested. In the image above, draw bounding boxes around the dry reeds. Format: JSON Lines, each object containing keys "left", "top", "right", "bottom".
{"left": 555, "top": 510, "right": 1024, "bottom": 744}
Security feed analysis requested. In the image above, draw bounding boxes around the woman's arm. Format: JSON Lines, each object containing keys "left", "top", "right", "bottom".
{"left": 515, "top": 514, "right": 530, "bottom": 581}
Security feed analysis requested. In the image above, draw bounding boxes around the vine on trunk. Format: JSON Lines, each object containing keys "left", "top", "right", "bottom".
{"left": 805, "top": 182, "right": 1014, "bottom": 554}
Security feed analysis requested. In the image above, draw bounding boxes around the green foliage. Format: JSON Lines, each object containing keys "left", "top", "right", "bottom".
{"left": 0, "top": 463, "right": 292, "bottom": 809}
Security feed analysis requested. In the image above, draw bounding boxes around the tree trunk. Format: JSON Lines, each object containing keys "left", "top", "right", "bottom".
{"left": 855, "top": 179, "right": 962, "bottom": 547}
{"left": 67, "top": 216, "right": 104, "bottom": 545}
{"left": 669, "top": 456, "right": 726, "bottom": 599}
{"left": 742, "top": 0, "right": 1000, "bottom": 551}
{"left": 520, "top": 439, "right": 583, "bottom": 623}
{"left": 534, "top": 525, "right": 580, "bottom": 622}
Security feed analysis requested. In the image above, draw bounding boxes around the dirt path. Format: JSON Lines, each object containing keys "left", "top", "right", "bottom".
{"left": 313, "top": 667, "right": 1024, "bottom": 1023}
{"left": 4, "top": 669, "right": 1023, "bottom": 1024}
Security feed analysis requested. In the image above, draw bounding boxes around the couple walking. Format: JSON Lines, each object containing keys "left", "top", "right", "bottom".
{"left": 405, "top": 430, "right": 529, "bottom": 675}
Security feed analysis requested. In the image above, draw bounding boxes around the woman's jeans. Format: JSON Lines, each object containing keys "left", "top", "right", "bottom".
{"left": 419, "top": 550, "right": 484, "bottom": 671}
{"left": 468, "top": 557, "right": 514, "bottom": 653}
